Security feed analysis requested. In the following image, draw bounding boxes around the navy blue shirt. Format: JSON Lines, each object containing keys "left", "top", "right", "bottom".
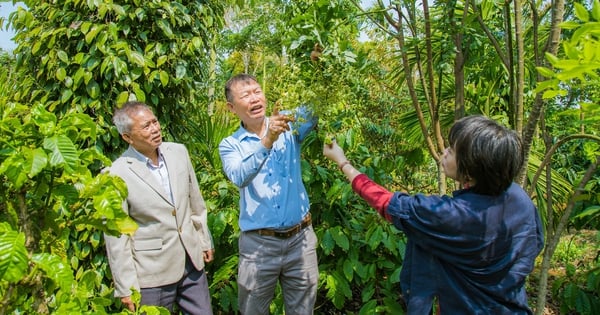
{"left": 353, "top": 175, "right": 544, "bottom": 314}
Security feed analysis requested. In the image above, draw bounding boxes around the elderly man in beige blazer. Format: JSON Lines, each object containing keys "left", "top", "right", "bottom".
{"left": 104, "top": 101, "right": 214, "bottom": 314}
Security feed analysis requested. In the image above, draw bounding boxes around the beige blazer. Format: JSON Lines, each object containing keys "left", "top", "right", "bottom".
{"left": 104, "top": 142, "right": 212, "bottom": 297}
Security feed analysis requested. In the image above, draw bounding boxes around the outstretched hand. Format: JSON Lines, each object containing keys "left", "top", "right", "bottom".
{"left": 263, "top": 103, "right": 294, "bottom": 144}
{"left": 323, "top": 140, "right": 347, "bottom": 165}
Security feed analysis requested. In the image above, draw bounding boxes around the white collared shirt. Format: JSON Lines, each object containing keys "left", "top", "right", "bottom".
{"left": 131, "top": 147, "right": 174, "bottom": 204}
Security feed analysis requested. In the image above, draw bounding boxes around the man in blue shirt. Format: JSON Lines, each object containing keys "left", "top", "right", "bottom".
{"left": 219, "top": 74, "right": 319, "bottom": 315}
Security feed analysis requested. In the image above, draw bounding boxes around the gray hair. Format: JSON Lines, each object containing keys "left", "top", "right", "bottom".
{"left": 112, "top": 101, "right": 153, "bottom": 135}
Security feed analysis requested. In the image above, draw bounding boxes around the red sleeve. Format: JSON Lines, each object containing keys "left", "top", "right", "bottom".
{"left": 351, "top": 174, "right": 394, "bottom": 222}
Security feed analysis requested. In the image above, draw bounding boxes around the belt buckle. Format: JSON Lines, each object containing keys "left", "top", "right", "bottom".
{"left": 258, "top": 213, "right": 311, "bottom": 239}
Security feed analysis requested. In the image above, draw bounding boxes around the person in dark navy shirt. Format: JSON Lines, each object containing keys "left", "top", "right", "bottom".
{"left": 323, "top": 115, "right": 544, "bottom": 314}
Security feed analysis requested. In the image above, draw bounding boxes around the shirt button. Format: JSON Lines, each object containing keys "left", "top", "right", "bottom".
{"left": 179, "top": 227, "right": 183, "bottom": 233}
{"left": 172, "top": 209, "right": 176, "bottom": 216}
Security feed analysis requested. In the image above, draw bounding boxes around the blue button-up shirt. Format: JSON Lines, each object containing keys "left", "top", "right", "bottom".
{"left": 219, "top": 106, "right": 317, "bottom": 231}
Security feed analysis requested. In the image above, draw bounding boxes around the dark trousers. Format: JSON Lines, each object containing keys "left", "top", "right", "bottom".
{"left": 140, "top": 256, "right": 213, "bottom": 315}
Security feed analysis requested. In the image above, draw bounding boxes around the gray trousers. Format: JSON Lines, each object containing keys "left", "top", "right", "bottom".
{"left": 140, "top": 255, "right": 213, "bottom": 315}
{"left": 238, "top": 225, "right": 319, "bottom": 315}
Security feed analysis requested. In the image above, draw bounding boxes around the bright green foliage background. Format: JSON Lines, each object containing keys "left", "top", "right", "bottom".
{"left": 1, "top": 0, "right": 600, "bottom": 314}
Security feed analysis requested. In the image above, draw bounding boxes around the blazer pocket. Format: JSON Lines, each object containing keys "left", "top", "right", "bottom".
{"left": 134, "top": 238, "right": 163, "bottom": 251}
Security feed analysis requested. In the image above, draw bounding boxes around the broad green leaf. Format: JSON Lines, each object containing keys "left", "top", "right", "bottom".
{"left": 156, "top": 19, "right": 174, "bottom": 38}
{"left": 156, "top": 55, "right": 167, "bottom": 67}
{"left": 32, "top": 41, "right": 42, "bottom": 55}
{"left": 116, "top": 91, "right": 130, "bottom": 105}
{"left": 342, "top": 259, "right": 354, "bottom": 281}
{"left": 559, "top": 21, "right": 581, "bottom": 30}
{"left": 128, "top": 50, "right": 145, "bottom": 67}
{"left": 536, "top": 66, "right": 555, "bottom": 78}
{"left": 57, "top": 50, "right": 69, "bottom": 63}
{"left": 572, "top": 205, "right": 600, "bottom": 220}
{"left": 544, "top": 52, "right": 560, "bottom": 66}
{"left": 56, "top": 67, "right": 67, "bottom": 81}
{"left": 575, "top": 3, "right": 590, "bottom": 22}
{"left": 0, "top": 224, "right": 28, "bottom": 282}
{"left": 59, "top": 112, "right": 98, "bottom": 141}
{"left": 86, "top": 80, "right": 100, "bottom": 99}
{"left": 359, "top": 300, "right": 377, "bottom": 315}
{"left": 31, "top": 104, "right": 57, "bottom": 135}
{"left": 367, "top": 225, "right": 383, "bottom": 250}
{"left": 593, "top": 0, "right": 600, "bottom": 21}
{"left": 175, "top": 63, "right": 186, "bottom": 79}
{"left": 330, "top": 226, "right": 349, "bottom": 251}
{"left": 24, "top": 147, "right": 48, "bottom": 177}
{"left": 133, "top": 84, "right": 146, "bottom": 102}
{"left": 390, "top": 266, "right": 402, "bottom": 283}
{"left": 61, "top": 89, "right": 73, "bottom": 103}
{"left": 321, "top": 230, "right": 335, "bottom": 255}
{"left": 70, "top": 256, "right": 78, "bottom": 270}
{"left": 0, "top": 154, "right": 28, "bottom": 189}
{"left": 159, "top": 70, "right": 169, "bottom": 86}
{"left": 31, "top": 253, "right": 74, "bottom": 291}
{"left": 85, "top": 25, "right": 103, "bottom": 43}
{"left": 43, "top": 135, "right": 79, "bottom": 172}
{"left": 360, "top": 282, "right": 375, "bottom": 302}
{"left": 542, "top": 89, "right": 566, "bottom": 99}
{"left": 111, "top": 3, "right": 126, "bottom": 16}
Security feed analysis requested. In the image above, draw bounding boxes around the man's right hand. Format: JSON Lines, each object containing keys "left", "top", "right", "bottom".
{"left": 121, "top": 296, "right": 135, "bottom": 312}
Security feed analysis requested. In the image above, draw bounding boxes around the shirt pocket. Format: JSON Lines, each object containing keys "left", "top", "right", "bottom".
{"left": 133, "top": 238, "right": 163, "bottom": 251}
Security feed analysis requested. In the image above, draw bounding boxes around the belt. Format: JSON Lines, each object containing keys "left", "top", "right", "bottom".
{"left": 255, "top": 213, "right": 312, "bottom": 239}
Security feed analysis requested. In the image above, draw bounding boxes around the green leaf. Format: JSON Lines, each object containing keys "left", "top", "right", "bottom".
{"left": 57, "top": 50, "right": 69, "bottom": 63}
{"left": 359, "top": 300, "right": 377, "bottom": 315}
{"left": 85, "top": 25, "right": 103, "bottom": 44}
{"left": 156, "top": 55, "right": 167, "bottom": 67}
{"left": 43, "top": 135, "right": 79, "bottom": 172}
{"left": 117, "top": 91, "right": 130, "bottom": 105}
{"left": 156, "top": 19, "right": 174, "bottom": 38}
{"left": 86, "top": 80, "right": 100, "bottom": 99}
{"left": 32, "top": 105, "right": 57, "bottom": 135}
{"left": 24, "top": 147, "right": 48, "bottom": 177}
{"left": 593, "top": 0, "right": 600, "bottom": 21}
{"left": 175, "top": 63, "right": 187, "bottom": 79}
{"left": 330, "top": 226, "right": 349, "bottom": 251}
{"left": 0, "top": 153, "right": 29, "bottom": 189}
{"left": 572, "top": 205, "right": 600, "bottom": 220}
{"left": 61, "top": 89, "right": 73, "bottom": 104}
{"left": 321, "top": 230, "right": 335, "bottom": 255}
{"left": 31, "top": 253, "right": 74, "bottom": 291}
{"left": 575, "top": 3, "right": 590, "bottom": 22}
{"left": 0, "top": 223, "right": 28, "bottom": 283}
{"left": 342, "top": 258, "right": 354, "bottom": 281}
{"left": 56, "top": 67, "right": 67, "bottom": 81}
{"left": 128, "top": 50, "right": 145, "bottom": 67}
{"left": 133, "top": 84, "right": 146, "bottom": 102}
{"left": 536, "top": 66, "right": 555, "bottom": 78}
{"left": 159, "top": 70, "right": 169, "bottom": 86}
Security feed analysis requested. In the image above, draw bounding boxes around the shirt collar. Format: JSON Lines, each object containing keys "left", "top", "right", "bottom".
{"left": 238, "top": 117, "right": 269, "bottom": 140}
{"left": 130, "top": 146, "right": 165, "bottom": 167}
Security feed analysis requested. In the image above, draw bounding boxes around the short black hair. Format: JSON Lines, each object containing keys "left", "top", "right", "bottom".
{"left": 448, "top": 115, "right": 524, "bottom": 195}
{"left": 224, "top": 74, "right": 259, "bottom": 103}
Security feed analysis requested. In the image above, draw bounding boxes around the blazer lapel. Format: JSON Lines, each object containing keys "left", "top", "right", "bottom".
{"left": 160, "top": 143, "right": 182, "bottom": 207}
{"left": 123, "top": 147, "right": 173, "bottom": 205}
